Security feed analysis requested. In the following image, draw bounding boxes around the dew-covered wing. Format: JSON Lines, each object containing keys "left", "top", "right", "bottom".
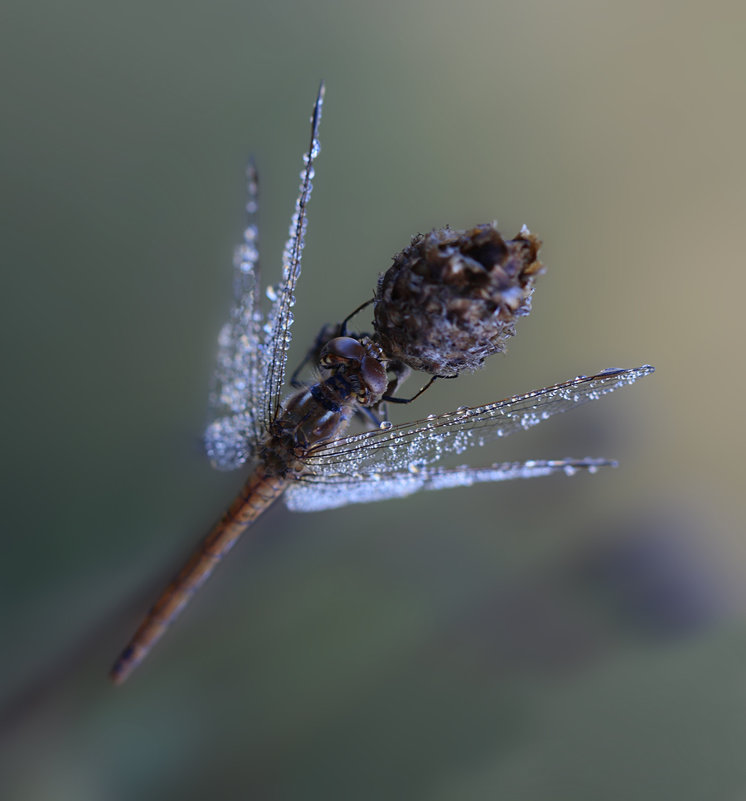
{"left": 301, "top": 365, "right": 654, "bottom": 477}
{"left": 205, "top": 161, "right": 264, "bottom": 470}
{"left": 284, "top": 458, "right": 616, "bottom": 511}
{"left": 260, "top": 83, "right": 325, "bottom": 430}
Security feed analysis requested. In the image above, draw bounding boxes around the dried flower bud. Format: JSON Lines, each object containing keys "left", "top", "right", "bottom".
{"left": 373, "top": 223, "right": 544, "bottom": 377}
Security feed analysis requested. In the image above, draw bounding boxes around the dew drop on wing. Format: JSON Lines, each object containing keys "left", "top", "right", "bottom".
{"left": 238, "top": 246, "right": 258, "bottom": 269}
{"left": 379, "top": 420, "right": 393, "bottom": 430}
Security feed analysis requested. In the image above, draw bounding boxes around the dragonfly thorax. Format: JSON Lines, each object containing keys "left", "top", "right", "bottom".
{"left": 260, "top": 337, "right": 389, "bottom": 478}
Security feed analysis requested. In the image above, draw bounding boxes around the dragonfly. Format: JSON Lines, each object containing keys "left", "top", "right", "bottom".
{"left": 110, "top": 84, "right": 654, "bottom": 684}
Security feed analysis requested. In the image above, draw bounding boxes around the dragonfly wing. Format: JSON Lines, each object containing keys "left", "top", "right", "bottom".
{"left": 205, "top": 161, "right": 264, "bottom": 470}
{"left": 259, "top": 83, "right": 325, "bottom": 431}
{"left": 302, "top": 365, "right": 654, "bottom": 477}
{"left": 284, "top": 458, "right": 616, "bottom": 512}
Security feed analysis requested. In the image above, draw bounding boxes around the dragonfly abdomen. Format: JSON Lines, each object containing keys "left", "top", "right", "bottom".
{"left": 110, "top": 468, "right": 287, "bottom": 684}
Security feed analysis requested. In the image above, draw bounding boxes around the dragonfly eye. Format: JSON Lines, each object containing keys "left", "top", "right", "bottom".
{"left": 320, "top": 336, "right": 365, "bottom": 368}
{"left": 360, "top": 355, "right": 388, "bottom": 401}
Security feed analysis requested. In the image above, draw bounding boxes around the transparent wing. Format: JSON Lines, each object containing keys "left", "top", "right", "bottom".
{"left": 301, "top": 365, "right": 655, "bottom": 476}
{"left": 284, "top": 458, "right": 616, "bottom": 512}
{"left": 205, "top": 160, "right": 264, "bottom": 470}
{"left": 259, "top": 83, "right": 325, "bottom": 431}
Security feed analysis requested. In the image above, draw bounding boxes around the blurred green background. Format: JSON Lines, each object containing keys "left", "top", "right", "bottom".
{"left": 3, "top": 0, "right": 746, "bottom": 799}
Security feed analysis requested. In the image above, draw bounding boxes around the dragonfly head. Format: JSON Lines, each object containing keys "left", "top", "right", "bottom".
{"left": 319, "top": 336, "right": 388, "bottom": 406}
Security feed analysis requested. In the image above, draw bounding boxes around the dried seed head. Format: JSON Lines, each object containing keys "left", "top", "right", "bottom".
{"left": 373, "top": 223, "right": 544, "bottom": 377}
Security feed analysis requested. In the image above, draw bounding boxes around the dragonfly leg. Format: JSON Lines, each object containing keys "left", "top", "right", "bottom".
{"left": 383, "top": 374, "right": 456, "bottom": 405}
{"left": 339, "top": 297, "right": 374, "bottom": 336}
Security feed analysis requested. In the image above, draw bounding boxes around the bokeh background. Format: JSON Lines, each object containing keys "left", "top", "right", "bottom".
{"left": 3, "top": 1, "right": 746, "bottom": 799}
